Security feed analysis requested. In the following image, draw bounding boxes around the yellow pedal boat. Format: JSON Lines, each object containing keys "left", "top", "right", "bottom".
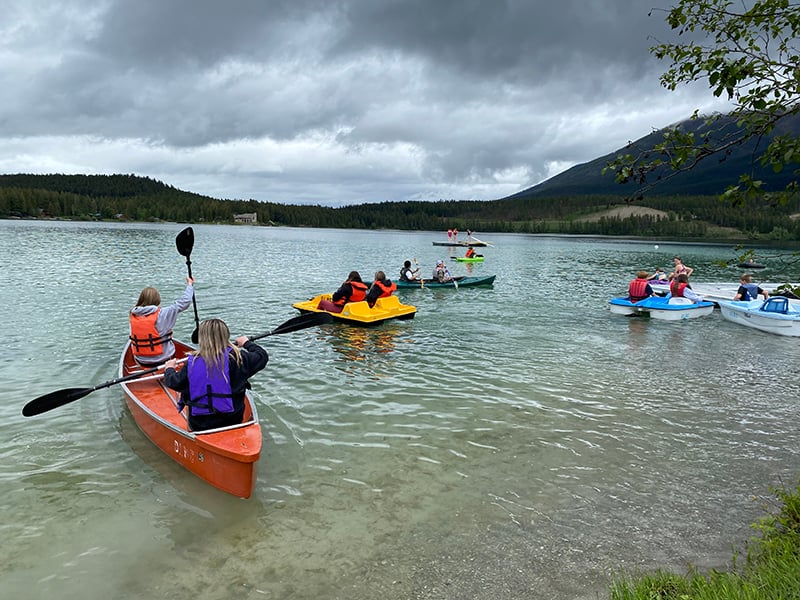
{"left": 292, "top": 294, "right": 417, "bottom": 326}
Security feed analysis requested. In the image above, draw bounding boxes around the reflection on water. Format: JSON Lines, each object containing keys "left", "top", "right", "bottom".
{"left": 323, "top": 323, "right": 401, "bottom": 364}
{"left": 2, "top": 221, "right": 800, "bottom": 600}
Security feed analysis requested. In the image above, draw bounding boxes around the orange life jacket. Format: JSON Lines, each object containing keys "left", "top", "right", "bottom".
{"left": 129, "top": 309, "right": 172, "bottom": 357}
{"left": 628, "top": 278, "right": 650, "bottom": 302}
{"left": 373, "top": 279, "right": 397, "bottom": 298}
{"left": 466, "top": 248, "right": 475, "bottom": 258}
{"left": 334, "top": 280, "right": 368, "bottom": 305}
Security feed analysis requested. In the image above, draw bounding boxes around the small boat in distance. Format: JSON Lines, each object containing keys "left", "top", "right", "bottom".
{"left": 609, "top": 295, "right": 715, "bottom": 320}
{"left": 432, "top": 240, "right": 488, "bottom": 247}
{"left": 119, "top": 339, "right": 262, "bottom": 498}
{"left": 454, "top": 256, "right": 484, "bottom": 262}
{"left": 395, "top": 274, "right": 496, "bottom": 289}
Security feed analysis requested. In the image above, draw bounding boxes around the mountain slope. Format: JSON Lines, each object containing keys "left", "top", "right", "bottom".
{"left": 507, "top": 112, "right": 800, "bottom": 199}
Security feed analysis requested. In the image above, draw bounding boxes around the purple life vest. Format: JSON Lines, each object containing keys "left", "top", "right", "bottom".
{"left": 186, "top": 349, "right": 234, "bottom": 415}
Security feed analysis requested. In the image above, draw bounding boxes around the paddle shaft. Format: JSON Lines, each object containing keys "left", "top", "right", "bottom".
{"left": 444, "top": 265, "right": 458, "bottom": 289}
{"left": 22, "top": 364, "right": 163, "bottom": 417}
{"left": 413, "top": 258, "right": 424, "bottom": 288}
{"left": 176, "top": 227, "right": 200, "bottom": 343}
{"left": 248, "top": 312, "right": 333, "bottom": 342}
{"left": 23, "top": 314, "right": 332, "bottom": 417}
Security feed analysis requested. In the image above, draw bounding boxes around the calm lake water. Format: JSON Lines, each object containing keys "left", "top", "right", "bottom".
{"left": 2, "top": 220, "right": 799, "bottom": 600}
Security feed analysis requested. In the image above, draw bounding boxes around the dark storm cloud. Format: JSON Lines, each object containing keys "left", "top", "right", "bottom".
{"left": 0, "top": 0, "right": 731, "bottom": 205}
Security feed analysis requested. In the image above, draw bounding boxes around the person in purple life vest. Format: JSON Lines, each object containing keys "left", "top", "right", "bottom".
{"left": 163, "top": 318, "right": 268, "bottom": 431}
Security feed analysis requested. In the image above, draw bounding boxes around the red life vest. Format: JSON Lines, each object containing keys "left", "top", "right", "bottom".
{"left": 670, "top": 281, "right": 688, "bottom": 297}
{"left": 334, "top": 281, "right": 368, "bottom": 305}
{"left": 628, "top": 278, "right": 650, "bottom": 302}
{"left": 129, "top": 309, "right": 172, "bottom": 357}
{"left": 373, "top": 279, "right": 397, "bottom": 298}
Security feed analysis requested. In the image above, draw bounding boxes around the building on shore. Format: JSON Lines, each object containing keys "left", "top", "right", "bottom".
{"left": 234, "top": 212, "right": 257, "bottom": 224}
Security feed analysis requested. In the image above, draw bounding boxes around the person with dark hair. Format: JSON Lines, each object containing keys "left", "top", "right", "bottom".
{"left": 318, "top": 271, "right": 368, "bottom": 313}
{"left": 399, "top": 260, "right": 420, "bottom": 282}
{"left": 129, "top": 276, "right": 195, "bottom": 365}
{"left": 670, "top": 273, "right": 705, "bottom": 303}
{"left": 164, "top": 318, "right": 268, "bottom": 432}
{"left": 668, "top": 255, "right": 694, "bottom": 280}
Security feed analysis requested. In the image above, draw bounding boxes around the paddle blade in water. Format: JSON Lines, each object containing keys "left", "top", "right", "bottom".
{"left": 22, "top": 387, "right": 93, "bottom": 417}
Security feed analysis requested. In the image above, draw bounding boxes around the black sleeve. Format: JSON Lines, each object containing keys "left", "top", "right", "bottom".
{"left": 229, "top": 342, "right": 269, "bottom": 397}
{"left": 332, "top": 283, "right": 350, "bottom": 302}
{"left": 241, "top": 341, "right": 269, "bottom": 376}
{"left": 365, "top": 284, "right": 381, "bottom": 305}
{"left": 164, "top": 366, "right": 188, "bottom": 392}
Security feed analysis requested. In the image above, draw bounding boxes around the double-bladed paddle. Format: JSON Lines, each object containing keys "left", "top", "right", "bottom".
{"left": 247, "top": 312, "right": 333, "bottom": 341}
{"left": 413, "top": 257, "right": 424, "bottom": 289}
{"left": 444, "top": 264, "right": 458, "bottom": 290}
{"left": 175, "top": 227, "right": 200, "bottom": 344}
{"left": 21, "top": 312, "right": 334, "bottom": 417}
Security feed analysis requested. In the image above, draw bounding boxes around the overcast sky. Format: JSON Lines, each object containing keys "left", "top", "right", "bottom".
{"left": 0, "top": 1, "right": 732, "bottom": 206}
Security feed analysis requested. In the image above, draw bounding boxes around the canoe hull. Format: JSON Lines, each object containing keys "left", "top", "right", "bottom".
{"left": 718, "top": 298, "right": 800, "bottom": 336}
{"left": 395, "top": 275, "right": 496, "bottom": 289}
{"left": 119, "top": 340, "right": 262, "bottom": 498}
{"left": 454, "top": 256, "right": 484, "bottom": 262}
{"left": 293, "top": 294, "right": 416, "bottom": 326}
{"left": 609, "top": 296, "right": 715, "bottom": 320}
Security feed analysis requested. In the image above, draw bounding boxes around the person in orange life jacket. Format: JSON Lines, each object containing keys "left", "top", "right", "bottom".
{"left": 366, "top": 271, "right": 397, "bottom": 307}
{"left": 129, "top": 276, "right": 195, "bottom": 365}
{"left": 465, "top": 247, "right": 476, "bottom": 258}
{"left": 733, "top": 273, "right": 769, "bottom": 301}
{"left": 163, "top": 318, "right": 268, "bottom": 432}
{"left": 317, "top": 271, "right": 368, "bottom": 313}
{"left": 628, "top": 271, "right": 654, "bottom": 302}
{"left": 670, "top": 273, "right": 705, "bottom": 303}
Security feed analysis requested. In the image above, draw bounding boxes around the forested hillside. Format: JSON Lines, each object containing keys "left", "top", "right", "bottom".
{"left": 2, "top": 173, "right": 800, "bottom": 240}
{"left": 512, "top": 113, "right": 800, "bottom": 199}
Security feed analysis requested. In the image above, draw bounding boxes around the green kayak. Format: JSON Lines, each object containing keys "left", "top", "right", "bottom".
{"left": 395, "top": 275, "right": 496, "bottom": 289}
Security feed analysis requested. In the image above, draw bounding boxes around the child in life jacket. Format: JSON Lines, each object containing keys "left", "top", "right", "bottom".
{"left": 628, "top": 271, "right": 654, "bottom": 302}
{"left": 164, "top": 318, "right": 268, "bottom": 431}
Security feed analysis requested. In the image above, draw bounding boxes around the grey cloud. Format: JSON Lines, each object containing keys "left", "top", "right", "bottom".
{"left": 0, "top": 0, "right": 726, "bottom": 205}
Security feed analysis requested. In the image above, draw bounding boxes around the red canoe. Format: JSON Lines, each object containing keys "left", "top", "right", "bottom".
{"left": 118, "top": 340, "right": 262, "bottom": 498}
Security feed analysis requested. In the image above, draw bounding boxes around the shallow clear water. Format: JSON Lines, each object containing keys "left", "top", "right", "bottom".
{"left": 2, "top": 220, "right": 799, "bottom": 599}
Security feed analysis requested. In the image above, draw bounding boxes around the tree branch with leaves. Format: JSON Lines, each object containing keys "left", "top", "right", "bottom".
{"left": 604, "top": 0, "right": 800, "bottom": 205}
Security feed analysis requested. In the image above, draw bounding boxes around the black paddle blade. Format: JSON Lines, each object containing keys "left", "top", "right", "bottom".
{"left": 175, "top": 227, "right": 194, "bottom": 258}
{"left": 22, "top": 365, "right": 162, "bottom": 417}
{"left": 191, "top": 328, "right": 199, "bottom": 344}
{"left": 249, "top": 312, "right": 334, "bottom": 341}
{"left": 22, "top": 387, "right": 93, "bottom": 417}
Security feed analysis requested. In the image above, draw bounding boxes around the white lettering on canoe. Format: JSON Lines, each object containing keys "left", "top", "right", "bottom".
{"left": 173, "top": 439, "right": 196, "bottom": 463}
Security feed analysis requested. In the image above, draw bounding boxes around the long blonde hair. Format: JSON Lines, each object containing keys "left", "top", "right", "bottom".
{"left": 133, "top": 286, "right": 160, "bottom": 309}
{"left": 194, "top": 318, "right": 242, "bottom": 371}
